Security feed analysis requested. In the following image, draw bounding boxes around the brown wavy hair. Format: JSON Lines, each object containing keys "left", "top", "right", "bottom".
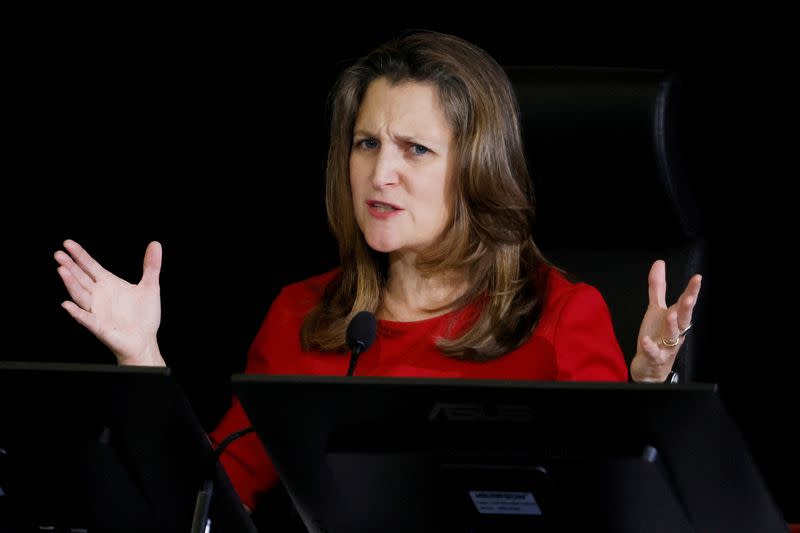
{"left": 301, "top": 30, "right": 549, "bottom": 360}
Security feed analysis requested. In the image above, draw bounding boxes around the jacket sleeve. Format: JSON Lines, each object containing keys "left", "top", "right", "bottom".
{"left": 552, "top": 284, "right": 629, "bottom": 382}
{"left": 209, "top": 292, "right": 288, "bottom": 510}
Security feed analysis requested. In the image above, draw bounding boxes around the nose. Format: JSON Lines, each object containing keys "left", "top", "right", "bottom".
{"left": 371, "top": 146, "right": 401, "bottom": 189}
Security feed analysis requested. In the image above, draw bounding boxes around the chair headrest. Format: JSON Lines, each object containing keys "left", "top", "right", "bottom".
{"left": 505, "top": 66, "right": 702, "bottom": 250}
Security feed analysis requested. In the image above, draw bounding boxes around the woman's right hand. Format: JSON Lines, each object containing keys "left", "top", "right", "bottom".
{"left": 54, "top": 239, "right": 166, "bottom": 367}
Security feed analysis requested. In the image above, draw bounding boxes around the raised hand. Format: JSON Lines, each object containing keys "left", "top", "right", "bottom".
{"left": 54, "top": 239, "right": 165, "bottom": 366}
{"left": 630, "top": 260, "right": 702, "bottom": 382}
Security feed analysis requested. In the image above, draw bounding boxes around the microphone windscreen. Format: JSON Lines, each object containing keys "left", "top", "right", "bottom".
{"left": 346, "top": 311, "right": 377, "bottom": 352}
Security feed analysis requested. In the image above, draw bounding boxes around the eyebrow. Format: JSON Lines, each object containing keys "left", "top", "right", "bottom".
{"left": 352, "top": 129, "right": 445, "bottom": 150}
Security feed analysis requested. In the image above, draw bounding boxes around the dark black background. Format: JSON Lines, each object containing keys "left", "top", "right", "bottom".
{"left": 8, "top": 9, "right": 794, "bottom": 522}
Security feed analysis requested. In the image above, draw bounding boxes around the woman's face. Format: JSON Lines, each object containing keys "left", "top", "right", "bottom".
{"left": 349, "top": 78, "right": 455, "bottom": 259}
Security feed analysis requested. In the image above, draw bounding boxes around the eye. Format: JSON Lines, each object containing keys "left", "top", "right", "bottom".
{"left": 411, "top": 144, "right": 430, "bottom": 156}
{"left": 355, "top": 138, "right": 378, "bottom": 150}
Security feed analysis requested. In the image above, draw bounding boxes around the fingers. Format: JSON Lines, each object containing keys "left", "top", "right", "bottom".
{"left": 62, "top": 240, "right": 105, "bottom": 281}
{"left": 647, "top": 260, "right": 667, "bottom": 309}
{"left": 650, "top": 260, "right": 703, "bottom": 333}
{"left": 54, "top": 240, "right": 99, "bottom": 311}
{"left": 54, "top": 249, "right": 95, "bottom": 294}
{"left": 641, "top": 335, "right": 667, "bottom": 364}
{"left": 641, "top": 334, "right": 658, "bottom": 354}
{"left": 140, "top": 241, "right": 162, "bottom": 286}
{"left": 676, "top": 274, "right": 702, "bottom": 331}
{"left": 61, "top": 300, "right": 100, "bottom": 336}
{"left": 662, "top": 308, "right": 682, "bottom": 347}
{"left": 56, "top": 265, "right": 93, "bottom": 311}
{"left": 640, "top": 334, "right": 679, "bottom": 374}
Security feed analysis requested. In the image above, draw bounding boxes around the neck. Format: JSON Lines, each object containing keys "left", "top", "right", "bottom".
{"left": 378, "top": 252, "right": 467, "bottom": 322}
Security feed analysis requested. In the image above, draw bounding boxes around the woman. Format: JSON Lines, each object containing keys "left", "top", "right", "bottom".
{"left": 54, "top": 31, "right": 701, "bottom": 511}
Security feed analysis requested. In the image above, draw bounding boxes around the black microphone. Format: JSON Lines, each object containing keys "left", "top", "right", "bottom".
{"left": 345, "top": 311, "right": 377, "bottom": 376}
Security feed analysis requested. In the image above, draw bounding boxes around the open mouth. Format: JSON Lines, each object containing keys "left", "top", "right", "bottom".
{"left": 367, "top": 200, "right": 402, "bottom": 212}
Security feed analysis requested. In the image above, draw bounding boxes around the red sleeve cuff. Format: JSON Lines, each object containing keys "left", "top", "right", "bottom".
{"left": 210, "top": 397, "right": 279, "bottom": 510}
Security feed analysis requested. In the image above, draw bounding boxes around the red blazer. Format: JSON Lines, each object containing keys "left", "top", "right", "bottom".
{"left": 210, "top": 266, "right": 628, "bottom": 509}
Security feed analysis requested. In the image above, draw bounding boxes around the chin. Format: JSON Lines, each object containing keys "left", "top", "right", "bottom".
{"left": 358, "top": 226, "right": 398, "bottom": 253}
{"left": 363, "top": 235, "right": 399, "bottom": 254}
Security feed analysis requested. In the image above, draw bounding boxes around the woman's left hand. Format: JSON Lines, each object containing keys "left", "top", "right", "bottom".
{"left": 630, "top": 260, "right": 702, "bottom": 382}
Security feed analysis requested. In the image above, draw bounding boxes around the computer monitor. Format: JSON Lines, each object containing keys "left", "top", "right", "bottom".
{"left": 0, "top": 361, "right": 256, "bottom": 532}
{"left": 232, "top": 375, "right": 787, "bottom": 533}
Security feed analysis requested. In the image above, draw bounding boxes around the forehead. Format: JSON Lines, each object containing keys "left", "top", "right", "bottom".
{"left": 354, "top": 78, "right": 452, "bottom": 139}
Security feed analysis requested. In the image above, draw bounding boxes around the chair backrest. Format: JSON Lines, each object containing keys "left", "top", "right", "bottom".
{"left": 506, "top": 66, "right": 710, "bottom": 382}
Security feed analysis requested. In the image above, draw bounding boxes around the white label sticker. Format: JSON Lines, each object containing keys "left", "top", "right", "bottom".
{"left": 469, "top": 490, "right": 542, "bottom": 515}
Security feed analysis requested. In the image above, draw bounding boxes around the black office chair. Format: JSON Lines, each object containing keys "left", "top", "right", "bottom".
{"left": 506, "top": 66, "right": 709, "bottom": 382}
